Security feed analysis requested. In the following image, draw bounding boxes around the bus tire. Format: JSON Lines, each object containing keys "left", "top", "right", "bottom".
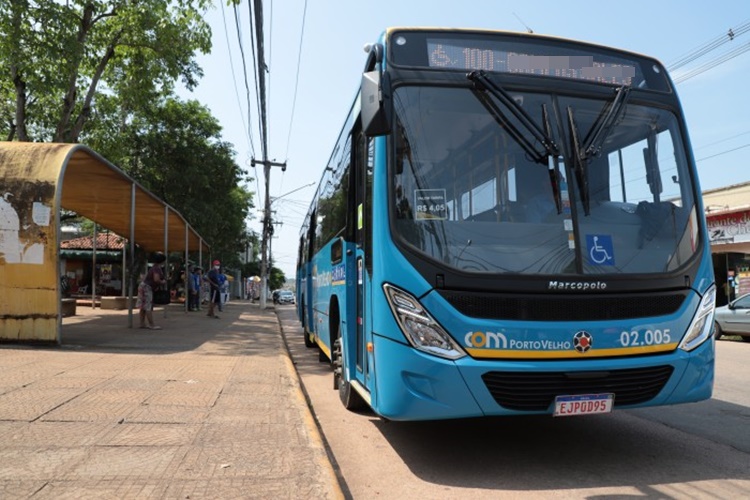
{"left": 334, "top": 337, "right": 367, "bottom": 411}
{"left": 304, "top": 331, "right": 315, "bottom": 348}
{"left": 302, "top": 301, "right": 315, "bottom": 348}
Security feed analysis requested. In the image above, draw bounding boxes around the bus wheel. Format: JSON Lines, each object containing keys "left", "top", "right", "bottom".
{"left": 302, "top": 302, "right": 315, "bottom": 348}
{"left": 333, "top": 337, "right": 366, "bottom": 410}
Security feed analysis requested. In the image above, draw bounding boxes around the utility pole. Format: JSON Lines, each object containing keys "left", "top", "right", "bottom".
{"left": 251, "top": 158, "right": 286, "bottom": 309}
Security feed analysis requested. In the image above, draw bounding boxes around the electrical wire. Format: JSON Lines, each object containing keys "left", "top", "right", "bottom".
{"left": 668, "top": 20, "right": 750, "bottom": 71}
{"left": 693, "top": 129, "right": 750, "bottom": 151}
{"left": 231, "top": 2, "right": 257, "bottom": 160}
{"left": 695, "top": 142, "right": 750, "bottom": 163}
{"left": 284, "top": 0, "right": 308, "bottom": 162}
{"left": 673, "top": 41, "right": 750, "bottom": 84}
{"left": 219, "top": 0, "right": 254, "bottom": 160}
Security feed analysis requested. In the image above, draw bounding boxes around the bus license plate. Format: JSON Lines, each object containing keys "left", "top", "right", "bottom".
{"left": 554, "top": 393, "right": 614, "bottom": 417}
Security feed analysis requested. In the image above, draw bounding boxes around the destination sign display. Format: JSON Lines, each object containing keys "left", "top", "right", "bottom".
{"left": 388, "top": 31, "right": 668, "bottom": 90}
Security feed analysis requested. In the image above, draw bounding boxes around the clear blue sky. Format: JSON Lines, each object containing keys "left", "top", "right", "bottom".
{"left": 179, "top": 1, "right": 750, "bottom": 279}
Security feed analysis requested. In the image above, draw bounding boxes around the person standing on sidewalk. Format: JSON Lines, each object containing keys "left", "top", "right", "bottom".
{"left": 137, "top": 252, "right": 166, "bottom": 330}
{"left": 188, "top": 266, "right": 202, "bottom": 311}
{"left": 206, "top": 260, "right": 222, "bottom": 318}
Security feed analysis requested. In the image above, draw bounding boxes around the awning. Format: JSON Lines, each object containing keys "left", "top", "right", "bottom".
{"left": 60, "top": 147, "right": 205, "bottom": 252}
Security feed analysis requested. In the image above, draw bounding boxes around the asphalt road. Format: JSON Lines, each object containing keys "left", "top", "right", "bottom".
{"left": 277, "top": 306, "right": 750, "bottom": 499}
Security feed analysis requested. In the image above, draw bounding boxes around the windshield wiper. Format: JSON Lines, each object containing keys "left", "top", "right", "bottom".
{"left": 467, "top": 70, "right": 559, "bottom": 162}
{"left": 567, "top": 85, "right": 631, "bottom": 215}
{"left": 567, "top": 106, "right": 590, "bottom": 215}
{"left": 468, "top": 70, "right": 564, "bottom": 213}
{"left": 542, "top": 103, "right": 563, "bottom": 214}
{"left": 584, "top": 85, "right": 631, "bottom": 158}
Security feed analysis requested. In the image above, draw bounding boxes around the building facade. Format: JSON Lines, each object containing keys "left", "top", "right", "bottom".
{"left": 703, "top": 181, "right": 750, "bottom": 306}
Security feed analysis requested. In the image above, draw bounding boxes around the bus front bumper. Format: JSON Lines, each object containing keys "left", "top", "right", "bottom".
{"left": 370, "top": 334, "right": 714, "bottom": 421}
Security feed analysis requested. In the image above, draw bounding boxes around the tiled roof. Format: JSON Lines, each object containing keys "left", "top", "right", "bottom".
{"left": 60, "top": 233, "right": 127, "bottom": 250}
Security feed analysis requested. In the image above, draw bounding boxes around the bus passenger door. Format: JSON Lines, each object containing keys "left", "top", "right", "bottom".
{"left": 352, "top": 129, "right": 372, "bottom": 389}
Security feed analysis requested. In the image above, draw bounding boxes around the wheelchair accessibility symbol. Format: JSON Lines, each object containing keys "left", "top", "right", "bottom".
{"left": 586, "top": 234, "right": 615, "bottom": 266}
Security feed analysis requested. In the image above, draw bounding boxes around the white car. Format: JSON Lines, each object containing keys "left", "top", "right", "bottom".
{"left": 714, "top": 293, "right": 750, "bottom": 341}
{"left": 277, "top": 290, "right": 295, "bottom": 305}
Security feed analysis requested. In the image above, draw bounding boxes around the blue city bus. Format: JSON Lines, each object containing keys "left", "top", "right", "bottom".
{"left": 296, "top": 28, "right": 716, "bottom": 421}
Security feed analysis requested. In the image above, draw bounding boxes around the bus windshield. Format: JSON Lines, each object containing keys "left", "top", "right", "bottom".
{"left": 391, "top": 84, "right": 699, "bottom": 275}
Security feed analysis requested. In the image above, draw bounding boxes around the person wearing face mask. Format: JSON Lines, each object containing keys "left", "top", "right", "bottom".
{"left": 206, "top": 260, "right": 222, "bottom": 318}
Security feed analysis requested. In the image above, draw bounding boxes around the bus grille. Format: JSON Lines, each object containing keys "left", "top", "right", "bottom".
{"left": 438, "top": 291, "right": 686, "bottom": 321}
{"left": 481, "top": 366, "right": 674, "bottom": 411}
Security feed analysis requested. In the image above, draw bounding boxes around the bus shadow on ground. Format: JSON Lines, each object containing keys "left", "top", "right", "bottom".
{"left": 278, "top": 307, "right": 749, "bottom": 493}
{"left": 369, "top": 397, "right": 749, "bottom": 493}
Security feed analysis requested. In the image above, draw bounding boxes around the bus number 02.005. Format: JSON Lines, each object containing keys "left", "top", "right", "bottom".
{"left": 619, "top": 329, "right": 671, "bottom": 347}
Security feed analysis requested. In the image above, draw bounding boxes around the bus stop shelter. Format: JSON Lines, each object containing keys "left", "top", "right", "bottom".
{"left": 0, "top": 142, "right": 208, "bottom": 344}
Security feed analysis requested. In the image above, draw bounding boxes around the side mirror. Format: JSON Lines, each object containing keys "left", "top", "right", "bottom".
{"left": 361, "top": 70, "right": 391, "bottom": 136}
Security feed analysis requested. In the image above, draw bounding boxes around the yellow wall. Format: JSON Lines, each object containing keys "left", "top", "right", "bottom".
{"left": 0, "top": 143, "right": 72, "bottom": 343}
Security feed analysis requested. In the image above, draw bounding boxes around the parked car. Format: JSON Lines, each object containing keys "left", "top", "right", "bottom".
{"left": 277, "top": 290, "right": 295, "bottom": 305}
{"left": 714, "top": 293, "right": 750, "bottom": 341}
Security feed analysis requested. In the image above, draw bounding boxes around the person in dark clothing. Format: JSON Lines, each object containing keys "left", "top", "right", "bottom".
{"left": 188, "top": 266, "right": 202, "bottom": 311}
{"left": 205, "top": 260, "right": 222, "bottom": 318}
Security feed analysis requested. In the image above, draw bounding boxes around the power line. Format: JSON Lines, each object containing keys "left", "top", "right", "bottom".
{"left": 231, "top": 2, "right": 257, "bottom": 159}
{"left": 696, "top": 142, "right": 750, "bottom": 162}
{"left": 673, "top": 41, "right": 750, "bottom": 84}
{"left": 693, "top": 129, "right": 750, "bottom": 151}
{"left": 668, "top": 20, "right": 750, "bottom": 71}
{"left": 284, "top": 0, "right": 308, "bottom": 162}
{"left": 219, "top": 0, "right": 253, "bottom": 160}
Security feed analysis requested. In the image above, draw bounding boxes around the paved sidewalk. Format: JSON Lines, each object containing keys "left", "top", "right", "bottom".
{"left": 0, "top": 300, "right": 343, "bottom": 499}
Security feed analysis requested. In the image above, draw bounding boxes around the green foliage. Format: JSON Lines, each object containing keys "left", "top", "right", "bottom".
{"left": 269, "top": 266, "right": 287, "bottom": 291}
{"left": 0, "top": 1, "right": 260, "bottom": 270}
{"left": 85, "top": 97, "right": 255, "bottom": 267}
{"left": 0, "top": 0, "right": 211, "bottom": 142}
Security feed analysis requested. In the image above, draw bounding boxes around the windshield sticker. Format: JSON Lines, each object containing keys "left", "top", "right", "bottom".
{"left": 586, "top": 234, "right": 615, "bottom": 266}
{"left": 414, "top": 189, "right": 447, "bottom": 220}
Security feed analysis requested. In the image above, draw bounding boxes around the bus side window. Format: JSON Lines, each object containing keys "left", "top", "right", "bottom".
{"left": 331, "top": 238, "right": 343, "bottom": 265}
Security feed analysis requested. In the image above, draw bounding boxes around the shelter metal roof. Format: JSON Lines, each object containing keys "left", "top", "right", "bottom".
{"left": 59, "top": 146, "right": 206, "bottom": 252}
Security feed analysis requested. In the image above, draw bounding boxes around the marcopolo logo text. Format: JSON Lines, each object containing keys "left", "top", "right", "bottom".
{"left": 548, "top": 280, "right": 607, "bottom": 291}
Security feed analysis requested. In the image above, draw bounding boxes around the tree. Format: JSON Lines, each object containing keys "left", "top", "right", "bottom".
{"left": 85, "top": 97, "right": 255, "bottom": 266}
{"left": 0, "top": 1, "right": 257, "bottom": 269}
{"left": 268, "top": 266, "right": 287, "bottom": 291}
{"left": 0, "top": 0, "right": 211, "bottom": 142}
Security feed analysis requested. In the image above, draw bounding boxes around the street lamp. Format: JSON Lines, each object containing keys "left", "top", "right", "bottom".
{"left": 259, "top": 181, "right": 316, "bottom": 309}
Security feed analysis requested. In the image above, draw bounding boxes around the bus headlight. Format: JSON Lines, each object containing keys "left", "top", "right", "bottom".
{"left": 679, "top": 284, "right": 716, "bottom": 352}
{"left": 383, "top": 284, "right": 466, "bottom": 360}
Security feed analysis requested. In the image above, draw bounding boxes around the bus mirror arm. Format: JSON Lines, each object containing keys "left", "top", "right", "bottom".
{"left": 361, "top": 69, "right": 392, "bottom": 136}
